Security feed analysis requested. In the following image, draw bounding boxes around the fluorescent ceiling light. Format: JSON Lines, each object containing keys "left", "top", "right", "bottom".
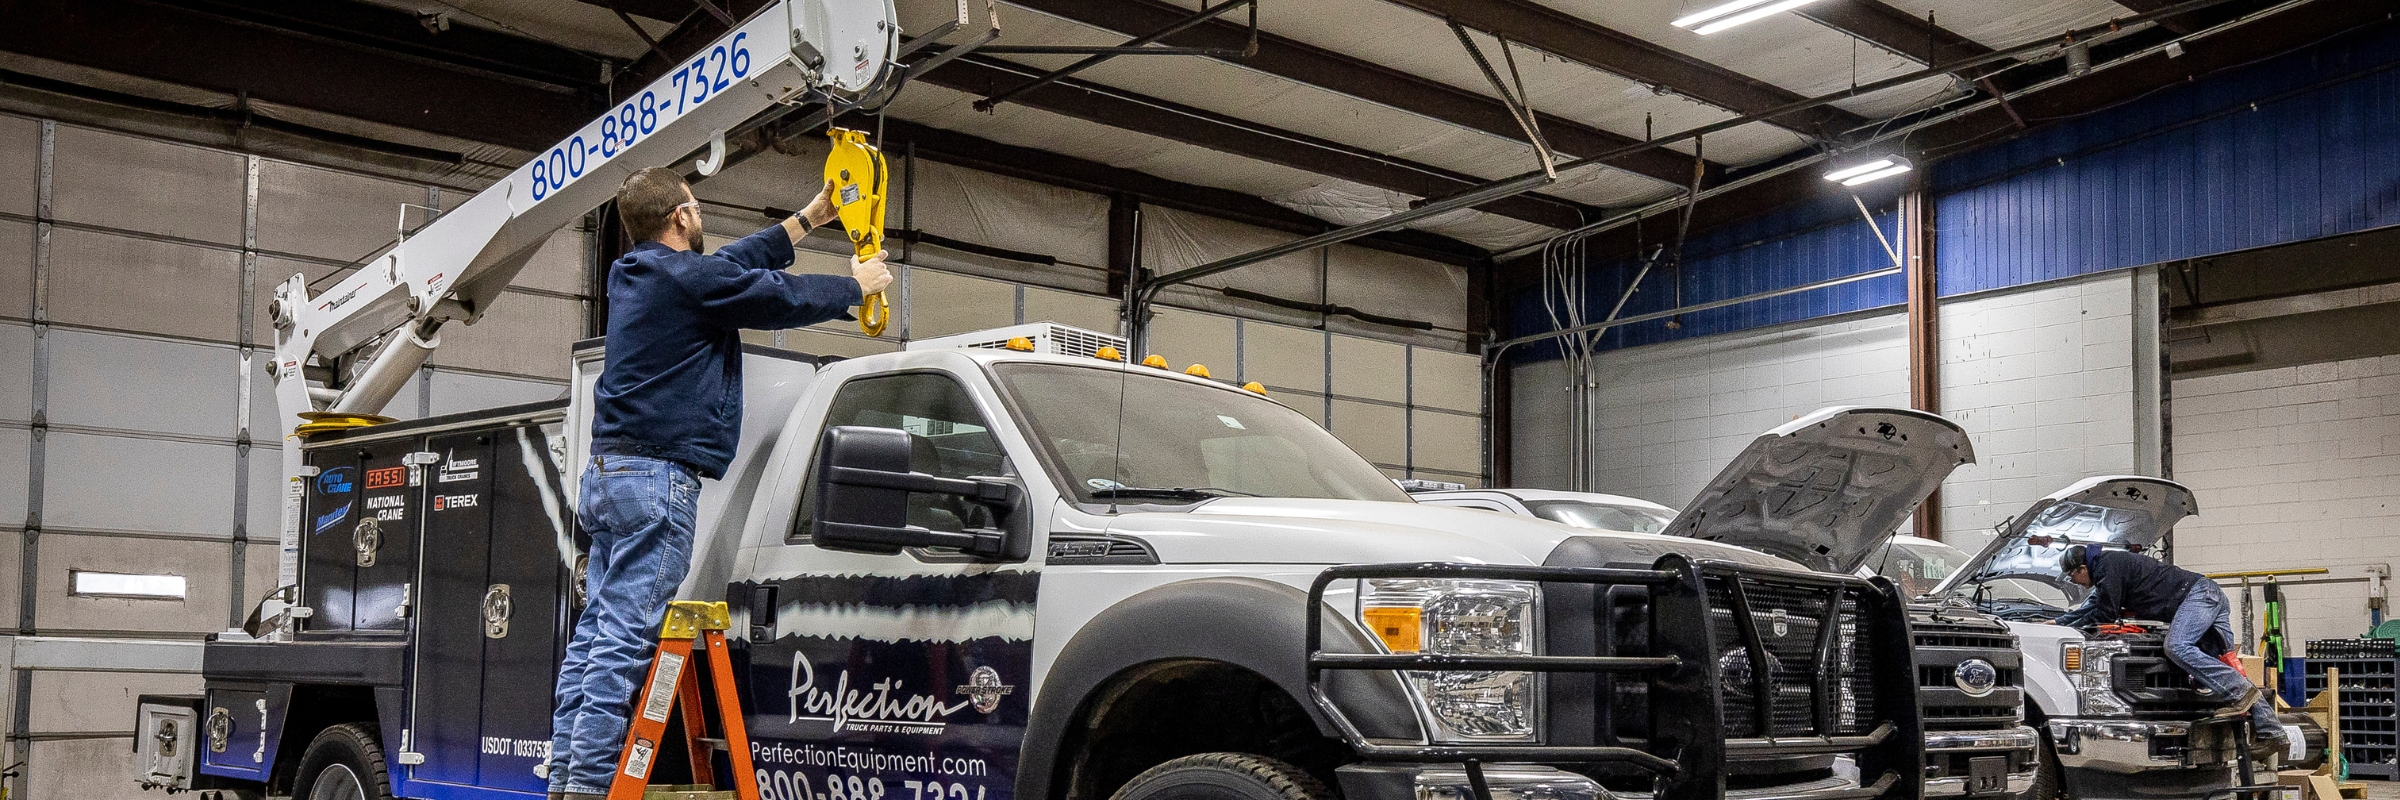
{"left": 71, "top": 570, "right": 187, "bottom": 599}
{"left": 1824, "top": 156, "right": 1914, "bottom": 186}
{"left": 1673, "top": 0, "right": 1824, "bottom": 35}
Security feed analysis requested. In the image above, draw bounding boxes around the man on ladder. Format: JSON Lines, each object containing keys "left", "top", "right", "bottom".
{"left": 545, "top": 166, "right": 892, "bottom": 800}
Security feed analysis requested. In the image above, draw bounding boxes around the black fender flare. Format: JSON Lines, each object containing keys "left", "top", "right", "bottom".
{"left": 1015, "top": 576, "right": 1423, "bottom": 800}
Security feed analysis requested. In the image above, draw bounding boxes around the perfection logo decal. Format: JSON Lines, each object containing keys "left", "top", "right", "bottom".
{"left": 438, "top": 451, "right": 479, "bottom": 483}
{"left": 786, "top": 653, "right": 1011, "bottom": 736}
{"left": 365, "top": 466, "right": 407, "bottom": 490}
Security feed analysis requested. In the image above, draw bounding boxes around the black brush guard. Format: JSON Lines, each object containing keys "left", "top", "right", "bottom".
{"left": 1305, "top": 554, "right": 1924, "bottom": 800}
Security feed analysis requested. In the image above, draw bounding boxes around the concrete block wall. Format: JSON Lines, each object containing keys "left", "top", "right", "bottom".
{"left": 1936, "top": 271, "right": 2152, "bottom": 552}
{"left": 1509, "top": 270, "right": 2159, "bottom": 555}
{"left": 2171, "top": 354, "right": 2400, "bottom": 642}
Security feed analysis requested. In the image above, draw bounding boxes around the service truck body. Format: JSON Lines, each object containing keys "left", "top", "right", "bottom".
{"left": 145, "top": 328, "right": 1932, "bottom": 800}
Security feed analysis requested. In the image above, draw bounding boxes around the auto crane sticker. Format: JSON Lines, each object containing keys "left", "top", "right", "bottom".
{"left": 737, "top": 568, "right": 1036, "bottom": 800}
{"left": 316, "top": 467, "right": 355, "bottom": 494}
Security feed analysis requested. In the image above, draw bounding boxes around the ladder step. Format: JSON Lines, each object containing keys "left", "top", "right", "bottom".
{"left": 644, "top": 791, "right": 737, "bottom": 800}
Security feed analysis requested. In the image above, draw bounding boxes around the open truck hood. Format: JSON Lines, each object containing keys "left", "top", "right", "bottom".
{"left": 1928, "top": 475, "right": 2197, "bottom": 600}
{"left": 1660, "top": 406, "right": 1975, "bottom": 574}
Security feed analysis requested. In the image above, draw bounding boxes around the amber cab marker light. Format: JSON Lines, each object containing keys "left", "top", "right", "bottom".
{"left": 1094, "top": 346, "right": 1124, "bottom": 362}
{"left": 1184, "top": 363, "right": 1212, "bottom": 378}
{"left": 1141, "top": 354, "right": 1170, "bottom": 369}
{"left": 1003, "top": 337, "right": 1034, "bottom": 351}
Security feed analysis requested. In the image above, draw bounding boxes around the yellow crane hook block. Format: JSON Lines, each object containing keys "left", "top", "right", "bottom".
{"left": 825, "top": 128, "right": 890, "bottom": 336}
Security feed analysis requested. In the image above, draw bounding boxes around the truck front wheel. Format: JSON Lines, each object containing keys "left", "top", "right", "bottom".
{"left": 1110, "top": 754, "right": 1332, "bottom": 800}
{"left": 2026, "top": 730, "right": 2064, "bottom": 800}
{"left": 292, "top": 722, "right": 396, "bottom": 800}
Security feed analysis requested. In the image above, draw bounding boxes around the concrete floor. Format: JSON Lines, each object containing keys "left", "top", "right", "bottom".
{"left": 2366, "top": 779, "right": 2400, "bottom": 800}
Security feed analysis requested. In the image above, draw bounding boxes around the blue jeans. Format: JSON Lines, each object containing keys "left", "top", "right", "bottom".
{"left": 547, "top": 455, "right": 700, "bottom": 794}
{"left": 2165, "top": 579, "right": 2279, "bottom": 736}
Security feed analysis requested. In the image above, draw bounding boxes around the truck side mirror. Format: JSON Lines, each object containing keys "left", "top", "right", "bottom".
{"left": 809, "top": 426, "right": 1028, "bottom": 560}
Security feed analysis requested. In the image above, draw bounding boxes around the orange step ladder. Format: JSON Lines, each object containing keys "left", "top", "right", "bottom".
{"left": 607, "top": 601, "right": 761, "bottom": 800}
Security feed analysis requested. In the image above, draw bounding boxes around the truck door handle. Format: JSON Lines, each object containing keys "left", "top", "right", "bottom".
{"left": 483, "top": 584, "right": 513, "bottom": 639}
{"left": 748, "top": 584, "right": 776, "bottom": 641}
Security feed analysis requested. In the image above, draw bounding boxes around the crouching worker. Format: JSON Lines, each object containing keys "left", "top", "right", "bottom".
{"left": 2056, "top": 543, "right": 2284, "bottom": 751}
{"left": 543, "top": 167, "right": 894, "bottom": 800}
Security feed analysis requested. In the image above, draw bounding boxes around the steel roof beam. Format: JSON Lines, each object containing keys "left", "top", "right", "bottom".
{"left": 913, "top": 55, "right": 1597, "bottom": 231}
{"left": 1376, "top": 0, "right": 1869, "bottom": 139}
{"left": 1797, "top": 1, "right": 1996, "bottom": 66}
{"left": 997, "top": 0, "right": 1715, "bottom": 188}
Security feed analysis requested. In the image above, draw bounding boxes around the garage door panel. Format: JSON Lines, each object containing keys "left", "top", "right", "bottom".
{"left": 1330, "top": 335, "right": 1406, "bottom": 402}
{"left": 1022, "top": 287, "right": 1118, "bottom": 335}
{"left": 907, "top": 268, "right": 1014, "bottom": 339}
{"left": 0, "top": 322, "right": 31, "bottom": 421}
{"left": 427, "top": 292, "right": 578, "bottom": 380}
{"left": 1411, "top": 410, "right": 1481, "bottom": 474}
{"left": 247, "top": 446, "right": 285, "bottom": 545}
{"left": 0, "top": 428, "right": 26, "bottom": 526}
{"left": 513, "top": 228, "right": 588, "bottom": 296}
{"left": 255, "top": 160, "right": 423, "bottom": 262}
{"left": 1149, "top": 309, "right": 1236, "bottom": 377}
{"left": 42, "top": 433, "right": 235, "bottom": 537}
{"left": 0, "top": 219, "right": 29, "bottom": 321}
{"left": 1241, "top": 322, "right": 1324, "bottom": 394}
{"left": 28, "top": 670, "right": 202, "bottom": 733}
{"left": 427, "top": 369, "right": 566, "bottom": 418}
{"left": 52, "top": 126, "right": 244, "bottom": 245}
{"left": 46, "top": 330, "right": 238, "bottom": 438}
{"left": 1412, "top": 348, "right": 1481, "bottom": 412}
{"left": 0, "top": 114, "right": 34, "bottom": 217}
{"left": 36, "top": 532, "right": 232, "bottom": 634}
{"left": 47, "top": 228, "right": 242, "bottom": 343}
{"left": 1330, "top": 399, "right": 1406, "bottom": 466}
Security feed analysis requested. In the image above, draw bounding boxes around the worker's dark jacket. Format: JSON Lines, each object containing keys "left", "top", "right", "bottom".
{"left": 2055, "top": 549, "right": 2208, "bottom": 628}
{"left": 589, "top": 225, "right": 859, "bottom": 479}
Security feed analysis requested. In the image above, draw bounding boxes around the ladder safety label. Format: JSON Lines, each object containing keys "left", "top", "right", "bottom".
{"left": 642, "top": 653, "right": 685, "bottom": 723}
{"left": 625, "top": 738, "right": 656, "bottom": 780}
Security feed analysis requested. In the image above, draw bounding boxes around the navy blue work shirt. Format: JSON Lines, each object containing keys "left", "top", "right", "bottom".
{"left": 588, "top": 224, "right": 860, "bottom": 479}
{"left": 2055, "top": 548, "right": 2207, "bottom": 628}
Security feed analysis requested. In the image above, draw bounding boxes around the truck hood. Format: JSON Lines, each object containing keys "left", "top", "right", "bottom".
{"left": 1928, "top": 476, "right": 2198, "bottom": 599}
{"left": 1661, "top": 406, "right": 1975, "bottom": 574}
{"left": 1104, "top": 498, "right": 1798, "bottom": 569}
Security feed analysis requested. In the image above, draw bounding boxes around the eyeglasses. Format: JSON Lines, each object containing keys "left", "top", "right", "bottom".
{"left": 666, "top": 200, "right": 700, "bottom": 218}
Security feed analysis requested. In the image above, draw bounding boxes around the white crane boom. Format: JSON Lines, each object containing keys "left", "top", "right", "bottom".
{"left": 256, "top": 0, "right": 971, "bottom": 637}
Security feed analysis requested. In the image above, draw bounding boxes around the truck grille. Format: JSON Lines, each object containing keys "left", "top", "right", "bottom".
{"left": 1706, "top": 577, "right": 1877, "bottom": 737}
{"left": 1911, "top": 616, "right": 2025, "bottom": 732}
{"left": 2110, "top": 637, "right": 2220, "bottom": 716}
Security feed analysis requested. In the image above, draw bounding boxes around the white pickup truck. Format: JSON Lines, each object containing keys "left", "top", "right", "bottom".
{"left": 135, "top": 324, "right": 1931, "bottom": 800}
{"left": 1416, "top": 411, "right": 2040, "bottom": 800}
{"left": 1913, "top": 477, "right": 2259, "bottom": 800}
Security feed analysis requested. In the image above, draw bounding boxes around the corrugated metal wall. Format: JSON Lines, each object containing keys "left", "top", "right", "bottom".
{"left": 1506, "top": 18, "right": 2400, "bottom": 356}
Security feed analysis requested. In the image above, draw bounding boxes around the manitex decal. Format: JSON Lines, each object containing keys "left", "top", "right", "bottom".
{"left": 735, "top": 569, "right": 1036, "bottom": 800}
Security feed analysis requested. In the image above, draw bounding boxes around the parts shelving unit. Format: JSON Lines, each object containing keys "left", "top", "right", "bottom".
{"left": 2306, "top": 639, "right": 2399, "bottom": 779}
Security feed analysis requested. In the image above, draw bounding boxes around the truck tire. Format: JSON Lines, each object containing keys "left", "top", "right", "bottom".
{"left": 2025, "top": 730, "right": 2065, "bottom": 800}
{"left": 1109, "top": 754, "right": 1332, "bottom": 800}
{"left": 292, "top": 722, "right": 396, "bottom": 800}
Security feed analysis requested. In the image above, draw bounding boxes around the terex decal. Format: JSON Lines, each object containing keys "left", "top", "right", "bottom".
{"left": 739, "top": 570, "right": 1036, "bottom": 800}
{"left": 365, "top": 466, "right": 407, "bottom": 490}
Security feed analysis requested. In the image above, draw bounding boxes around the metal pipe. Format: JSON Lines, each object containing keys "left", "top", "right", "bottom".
{"left": 1493, "top": 267, "right": 1904, "bottom": 348}
{"left": 976, "top": 45, "right": 1243, "bottom": 56}
{"left": 974, "top": 0, "right": 1253, "bottom": 112}
{"left": 330, "top": 320, "right": 443, "bottom": 415}
{"left": 1137, "top": 172, "right": 1556, "bottom": 302}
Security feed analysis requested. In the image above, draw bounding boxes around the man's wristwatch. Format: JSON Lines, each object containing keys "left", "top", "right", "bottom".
{"left": 794, "top": 214, "right": 815, "bottom": 236}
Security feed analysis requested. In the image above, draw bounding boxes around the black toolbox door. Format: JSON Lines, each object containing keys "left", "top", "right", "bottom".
{"left": 478, "top": 422, "right": 576, "bottom": 791}
{"left": 353, "top": 444, "right": 422, "bottom": 632}
{"left": 301, "top": 447, "right": 363, "bottom": 632}
{"left": 411, "top": 431, "right": 495, "bottom": 787}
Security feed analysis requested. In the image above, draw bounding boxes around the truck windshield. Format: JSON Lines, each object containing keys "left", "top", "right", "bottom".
{"left": 993, "top": 363, "right": 1412, "bottom": 505}
{"left": 1524, "top": 500, "right": 1673, "bottom": 533}
{"left": 1873, "top": 537, "right": 2068, "bottom": 606}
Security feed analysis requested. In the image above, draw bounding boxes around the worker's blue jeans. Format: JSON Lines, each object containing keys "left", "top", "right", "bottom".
{"left": 547, "top": 454, "right": 700, "bottom": 795}
{"left": 2164, "top": 579, "right": 2280, "bottom": 737}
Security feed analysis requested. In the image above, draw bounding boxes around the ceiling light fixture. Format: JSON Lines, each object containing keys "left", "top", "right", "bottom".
{"left": 1672, "top": 0, "right": 1826, "bottom": 35}
{"left": 1823, "top": 156, "right": 1914, "bottom": 187}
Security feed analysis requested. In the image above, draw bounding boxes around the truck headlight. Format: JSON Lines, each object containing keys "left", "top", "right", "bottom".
{"left": 1361, "top": 579, "right": 1540, "bottom": 743}
{"left": 2064, "top": 640, "right": 2131, "bottom": 716}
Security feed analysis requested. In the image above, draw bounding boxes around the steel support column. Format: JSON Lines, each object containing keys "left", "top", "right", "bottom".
{"left": 1902, "top": 186, "right": 1940, "bottom": 541}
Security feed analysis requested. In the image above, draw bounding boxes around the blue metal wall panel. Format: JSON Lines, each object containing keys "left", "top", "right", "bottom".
{"left": 1507, "top": 19, "right": 2400, "bottom": 361}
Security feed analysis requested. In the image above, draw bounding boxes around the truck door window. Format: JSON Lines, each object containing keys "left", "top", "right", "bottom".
{"left": 791, "top": 372, "right": 1007, "bottom": 542}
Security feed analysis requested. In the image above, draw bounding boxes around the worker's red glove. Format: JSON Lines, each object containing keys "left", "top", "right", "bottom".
{"left": 2220, "top": 651, "right": 2244, "bottom": 671}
